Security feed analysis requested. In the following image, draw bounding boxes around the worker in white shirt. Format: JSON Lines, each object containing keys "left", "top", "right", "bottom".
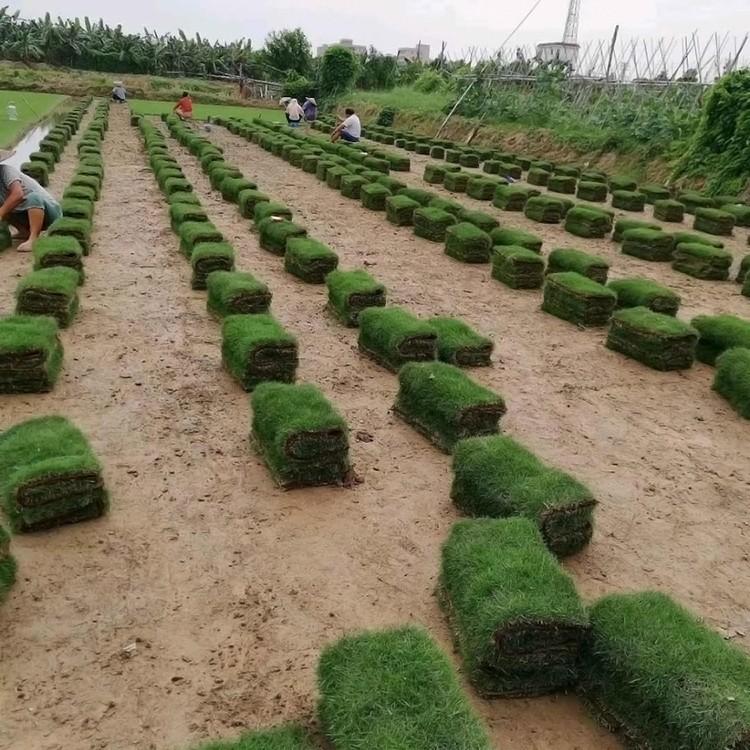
{"left": 331, "top": 108, "right": 362, "bottom": 143}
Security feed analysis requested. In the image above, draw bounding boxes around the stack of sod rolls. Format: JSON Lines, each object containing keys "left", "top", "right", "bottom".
{"left": 0, "top": 315, "right": 63, "bottom": 393}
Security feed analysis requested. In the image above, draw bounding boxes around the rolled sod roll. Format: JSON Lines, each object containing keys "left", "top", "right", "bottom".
{"left": 413, "top": 207, "right": 457, "bottom": 242}
{"left": 326, "top": 166, "right": 351, "bottom": 190}
{"left": 621, "top": 228, "right": 675, "bottom": 262}
{"left": 606, "top": 307, "right": 698, "bottom": 371}
{"left": 32, "top": 236, "right": 84, "bottom": 276}
{"left": 444, "top": 223, "right": 492, "bottom": 263}
{"left": 576, "top": 180, "right": 608, "bottom": 202}
{"left": 251, "top": 382, "right": 350, "bottom": 488}
{"left": 564, "top": 207, "right": 612, "bottom": 239}
{"left": 653, "top": 199, "right": 685, "bottom": 222}
{"left": 340, "top": 174, "right": 368, "bottom": 199}
{"left": 206, "top": 271, "right": 271, "bottom": 318}
{"left": 691, "top": 314, "right": 750, "bottom": 365}
{"left": 430, "top": 146, "right": 445, "bottom": 159}
{"left": 607, "top": 277, "right": 680, "bottom": 316}
{"left": 693, "top": 207, "right": 735, "bottom": 236}
{"left": 459, "top": 153, "right": 480, "bottom": 168}
{"left": 21, "top": 161, "right": 49, "bottom": 186}
{"left": 491, "top": 227, "right": 543, "bottom": 253}
{"left": 358, "top": 307, "right": 437, "bottom": 372}
{"left": 386, "top": 153, "right": 410, "bottom": 171}
{"left": 60, "top": 197, "right": 93, "bottom": 222}
{"left": 0, "top": 315, "right": 63, "bottom": 394}
{"left": 385, "top": 195, "right": 421, "bottom": 226}
{"left": 524, "top": 196, "right": 564, "bottom": 224}
{"left": 179, "top": 221, "right": 224, "bottom": 258}
{"left": 301, "top": 154, "right": 320, "bottom": 174}
{"left": 15, "top": 267, "right": 80, "bottom": 328}
{"left": 0, "top": 523, "right": 16, "bottom": 603}
{"left": 424, "top": 163, "right": 447, "bottom": 184}
{"left": 191, "top": 243, "right": 235, "bottom": 290}
{"left": 581, "top": 591, "right": 750, "bottom": 749}
{"left": 483, "top": 159, "right": 501, "bottom": 175}
{"left": 613, "top": 218, "right": 661, "bottom": 242}
{"left": 376, "top": 175, "right": 407, "bottom": 193}
{"left": 451, "top": 435, "right": 595, "bottom": 555}
{"left": 429, "top": 316, "right": 493, "bottom": 367}
{"left": 722, "top": 203, "right": 750, "bottom": 227}
{"left": 220, "top": 176, "right": 257, "bottom": 203}
{"left": 611, "top": 190, "right": 646, "bottom": 212}
{"left": 492, "top": 245, "right": 545, "bottom": 289}
{"left": 639, "top": 183, "right": 671, "bottom": 203}
{"left": 466, "top": 177, "right": 497, "bottom": 201}
{"left": 285, "top": 238, "right": 339, "bottom": 283}
{"left": 429, "top": 196, "right": 464, "bottom": 216}
{"left": 360, "top": 183, "right": 391, "bottom": 211}
{"left": 444, "top": 170, "right": 470, "bottom": 192}
{"left": 445, "top": 148, "right": 462, "bottom": 163}
{"left": 542, "top": 272, "right": 616, "bottom": 327}
{"left": 318, "top": 626, "right": 492, "bottom": 750}
{"left": 526, "top": 167, "right": 550, "bottom": 186}
{"left": 608, "top": 175, "right": 637, "bottom": 192}
{"left": 678, "top": 191, "right": 715, "bottom": 214}
{"left": 315, "top": 160, "right": 337, "bottom": 181}
{"left": 440, "top": 518, "right": 589, "bottom": 696}
{"left": 258, "top": 218, "right": 307, "bottom": 256}
{"left": 397, "top": 187, "right": 434, "bottom": 206}
{"left": 169, "top": 202, "right": 208, "bottom": 231}
{"left": 547, "top": 174, "right": 576, "bottom": 195}
{"left": 493, "top": 184, "right": 537, "bottom": 211}
{"left": 326, "top": 269, "right": 386, "bottom": 326}
{"left": 547, "top": 247, "right": 609, "bottom": 284}
{"left": 456, "top": 209, "right": 499, "bottom": 233}
{"left": 222, "top": 314, "right": 297, "bottom": 391}
{"left": 672, "top": 230, "right": 724, "bottom": 248}
{"left": 29, "top": 150, "right": 56, "bottom": 170}
{"left": 0, "top": 416, "right": 108, "bottom": 531}
{"left": 738, "top": 255, "right": 750, "bottom": 285}
{"left": 166, "top": 190, "right": 199, "bottom": 207}
{"left": 254, "top": 201, "right": 293, "bottom": 223}
{"left": 714, "top": 347, "right": 750, "bottom": 418}
{"left": 394, "top": 361, "right": 506, "bottom": 452}
{"left": 672, "top": 242, "right": 732, "bottom": 280}
{"left": 47, "top": 217, "right": 92, "bottom": 255}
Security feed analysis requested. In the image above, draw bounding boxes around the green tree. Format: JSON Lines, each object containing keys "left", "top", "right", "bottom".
{"left": 261, "top": 28, "right": 312, "bottom": 77}
{"left": 319, "top": 45, "right": 358, "bottom": 99}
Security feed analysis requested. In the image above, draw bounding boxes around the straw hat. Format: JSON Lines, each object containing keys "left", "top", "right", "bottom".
{"left": 0, "top": 149, "right": 15, "bottom": 162}
{"left": 306, "top": 97, "right": 317, "bottom": 105}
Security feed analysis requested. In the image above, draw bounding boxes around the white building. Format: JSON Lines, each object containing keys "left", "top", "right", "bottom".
{"left": 397, "top": 43, "right": 431, "bottom": 63}
{"left": 317, "top": 39, "right": 368, "bottom": 57}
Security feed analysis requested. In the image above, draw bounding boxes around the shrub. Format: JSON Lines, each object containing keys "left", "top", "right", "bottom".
{"left": 48, "top": 217, "right": 92, "bottom": 255}
{"left": 611, "top": 190, "right": 646, "bottom": 211}
{"left": 15, "top": 268, "right": 80, "bottom": 328}
{"left": 490, "top": 227, "right": 542, "bottom": 253}
{"left": 542, "top": 272, "right": 616, "bottom": 327}
{"left": 32, "top": 236, "right": 84, "bottom": 275}
{"left": 385, "top": 195, "right": 421, "bottom": 226}
{"left": 340, "top": 174, "right": 368, "bottom": 199}
{"left": 179, "top": 222, "right": 223, "bottom": 258}
{"left": 466, "top": 177, "right": 497, "bottom": 201}
{"left": 525, "top": 196, "right": 564, "bottom": 223}
{"left": 456, "top": 209, "right": 499, "bottom": 233}
{"left": 653, "top": 199, "right": 685, "bottom": 222}
{"left": 693, "top": 207, "right": 735, "bottom": 236}
{"left": 607, "top": 307, "right": 698, "bottom": 370}
{"left": 0, "top": 416, "right": 107, "bottom": 531}
{"left": 691, "top": 314, "right": 750, "bottom": 365}
{"left": 207, "top": 271, "right": 271, "bottom": 318}
{"left": 414, "top": 207, "right": 457, "bottom": 242}
{"left": 576, "top": 181, "right": 607, "bottom": 202}
{"left": 621, "top": 228, "right": 675, "bottom": 262}
{"left": 358, "top": 307, "right": 436, "bottom": 371}
{"left": 424, "top": 163, "right": 447, "bottom": 184}
{"left": 527, "top": 167, "right": 550, "bottom": 186}
{"left": 285, "top": 238, "right": 339, "bottom": 283}
{"left": 395, "top": 361, "right": 506, "bottom": 452}
{"left": 714, "top": 348, "right": 750, "bottom": 418}
{"left": 222, "top": 314, "right": 297, "bottom": 391}
{"left": 564, "top": 207, "right": 612, "bottom": 239}
{"left": 251, "top": 382, "right": 350, "bottom": 488}
{"left": 547, "top": 175, "right": 576, "bottom": 195}
{"left": 672, "top": 242, "right": 732, "bottom": 280}
{"left": 258, "top": 219, "right": 307, "bottom": 256}
{"left": 169, "top": 203, "right": 208, "bottom": 231}
{"left": 326, "top": 269, "right": 386, "bottom": 326}
{"left": 429, "top": 316, "right": 493, "bottom": 366}
{"left": 191, "top": 243, "right": 235, "bottom": 290}
{"left": 318, "top": 626, "right": 492, "bottom": 749}
{"left": 607, "top": 278, "right": 680, "bottom": 316}
{"left": 440, "top": 518, "right": 589, "bottom": 696}
{"left": 255, "top": 202, "right": 293, "bottom": 223}
{"left": 581, "top": 591, "right": 750, "bottom": 749}
{"left": 444, "top": 171, "right": 470, "bottom": 192}
{"left": 459, "top": 153, "right": 480, "bottom": 168}
{"left": 492, "top": 245, "right": 544, "bottom": 289}
{"left": 360, "top": 183, "right": 391, "bottom": 211}
{"left": 547, "top": 248, "right": 609, "bottom": 284}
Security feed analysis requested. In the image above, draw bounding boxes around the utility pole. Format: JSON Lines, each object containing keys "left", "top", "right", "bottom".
{"left": 605, "top": 25, "right": 619, "bottom": 80}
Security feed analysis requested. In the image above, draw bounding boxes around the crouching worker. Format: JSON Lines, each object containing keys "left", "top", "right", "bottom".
{"left": 331, "top": 107, "right": 361, "bottom": 143}
{"left": 0, "top": 150, "right": 61, "bottom": 252}
{"left": 174, "top": 91, "right": 194, "bottom": 121}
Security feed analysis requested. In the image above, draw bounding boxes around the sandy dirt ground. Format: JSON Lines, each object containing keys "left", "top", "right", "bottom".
{"left": 0, "top": 106, "right": 749, "bottom": 750}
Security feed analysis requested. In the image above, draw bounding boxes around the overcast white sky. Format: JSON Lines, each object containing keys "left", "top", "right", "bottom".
{"left": 10, "top": 0, "right": 750, "bottom": 58}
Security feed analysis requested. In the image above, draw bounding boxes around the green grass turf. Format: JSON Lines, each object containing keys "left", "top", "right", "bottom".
{"left": 0, "top": 91, "right": 67, "bottom": 149}
{"left": 32, "top": 235, "right": 84, "bottom": 275}
{"left": 493, "top": 184, "right": 535, "bottom": 211}
{"left": 543, "top": 272, "right": 616, "bottom": 327}
{"left": 358, "top": 307, "right": 437, "bottom": 372}
{"left": 254, "top": 202, "right": 293, "bottom": 223}
{"left": 191, "top": 243, "right": 235, "bottom": 290}
{"left": 395, "top": 362, "right": 506, "bottom": 453}
{"left": 222, "top": 314, "right": 297, "bottom": 391}
{"left": 491, "top": 245, "right": 545, "bottom": 289}
{"left": 187, "top": 725, "right": 313, "bottom": 750}
{"left": 0, "top": 415, "right": 107, "bottom": 532}
{"left": 547, "top": 248, "right": 609, "bottom": 284}
{"left": 413, "top": 207, "right": 457, "bottom": 242}
{"left": 441, "top": 517, "right": 589, "bottom": 697}
{"left": 130, "top": 100, "right": 281, "bottom": 123}
{"left": 0, "top": 315, "right": 63, "bottom": 394}
{"left": 326, "top": 269, "right": 386, "bottom": 326}
{"left": 564, "top": 206, "right": 612, "bottom": 239}
{"left": 444, "top": 222, "right": 492, "bottom": 263}
{"left": 451, "top": 435, "right": 595, "bottom": 556}
{"left": 207, "top": 271, "right": 271, "bottom": 318}
{"left": 606, "top": 307, "right": 698, "bottom": 371}
{"left": 318, "top": 626, "right": 492, "bottom": 750}
{"left": 672, "top": 242, "right": 733, "bottom": 280}
{"left": 0, "top": 522, "right": 17, "bottom": 602}
{"left": 607, "top": 278, "right": 680, "bottom": 316}
{"left": 613, "top": 219, "right": 661, "bottom": 243}
{"left": 693, "top": 207, "right": 735, "bottom": 236}
{"left": 15, "top": 267, "right": 80, "bottom": 328}
{"left": 714, "top": 348, "right": 750, "bottom": 419}
{"left": 491, "top": 227, "right": 542, "bottom": 253}
{"left": 581, "top": 591, "right": 750, "bottom": 749}
{"left": 169, "top": 202, "right": 208, "bottom": 231}
{"left": 397, "top": 187, "right": 435, "bottom": 206}
{"left": 220, "top": 176, "right": 256, "bottom": 203}
{"left": 621, "top": 228, "right": 675, "bottom": 262}
{"left": 284, "top": 238, "right": 339, "bottom": 284}
{"left": 60, "top": 197, "right": 93, "bottom": 222}
{"left": 653, "top": 199, "right": 685, "bottom": 222}
{"left": 385, "top": 195, "right": 421, "bottom": 226}
{"left": 692, "top": 314, "right": 750, "bottom": 365}
{"left": 47, "top": 217, "right": 92, "bottom": 255}
{"left": 672, "top": 231, "right": 724, "bottom": 249}
{"left": 251, "top": 382, "right": 350, "bottom": 488}
{"left": 611, "top": 190, "right": 646, "bottom": 212}
{"left": 179, "top": 222, "right": 224, "bottom": 258}
{"left": 429, "top": 317, "right": 493, "bottom": 367}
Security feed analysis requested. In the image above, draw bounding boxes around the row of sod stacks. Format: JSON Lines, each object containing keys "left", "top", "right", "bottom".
{"left": 543, "top": 273, "right": 617, "bottom": 327}
{"left": 20, "top": 100, "right": 90, "bottom": 187}
{"left": 0, "top": 416, "right": 108, "bottom": 532}
{"left": 451, "top": 436, "right": 596, "bottom": 556}
{"left": 0, "top": 315, "right": 63, "bottom": 393}
{"left": 714, "top": 348, "right": 750, "bottom": 418}
{"left": 606, "top": 307, "right": 698, "bottom": 371}
{"left": 440, "top": 518, "right": 589, "bottom": 696}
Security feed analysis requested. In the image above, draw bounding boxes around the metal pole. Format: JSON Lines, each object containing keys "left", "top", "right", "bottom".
{"left": 605, "top": 25, "right": 619, "bottom": 80}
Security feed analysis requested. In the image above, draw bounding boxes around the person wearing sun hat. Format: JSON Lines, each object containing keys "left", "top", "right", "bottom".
{"left": 0, "top": 148, "right": 61, "bottom": 252}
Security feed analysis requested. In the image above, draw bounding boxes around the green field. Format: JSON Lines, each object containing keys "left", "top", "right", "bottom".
{"left": 0, "top": 90, "right": 67, "bottom": 148}
{"left": 129, "top": 99, "right": 282, "bottom": 122}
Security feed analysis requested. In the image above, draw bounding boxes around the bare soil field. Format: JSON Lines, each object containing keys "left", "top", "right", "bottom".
{"left": 1, "top": 107, "right": 749, "bottom": 750}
